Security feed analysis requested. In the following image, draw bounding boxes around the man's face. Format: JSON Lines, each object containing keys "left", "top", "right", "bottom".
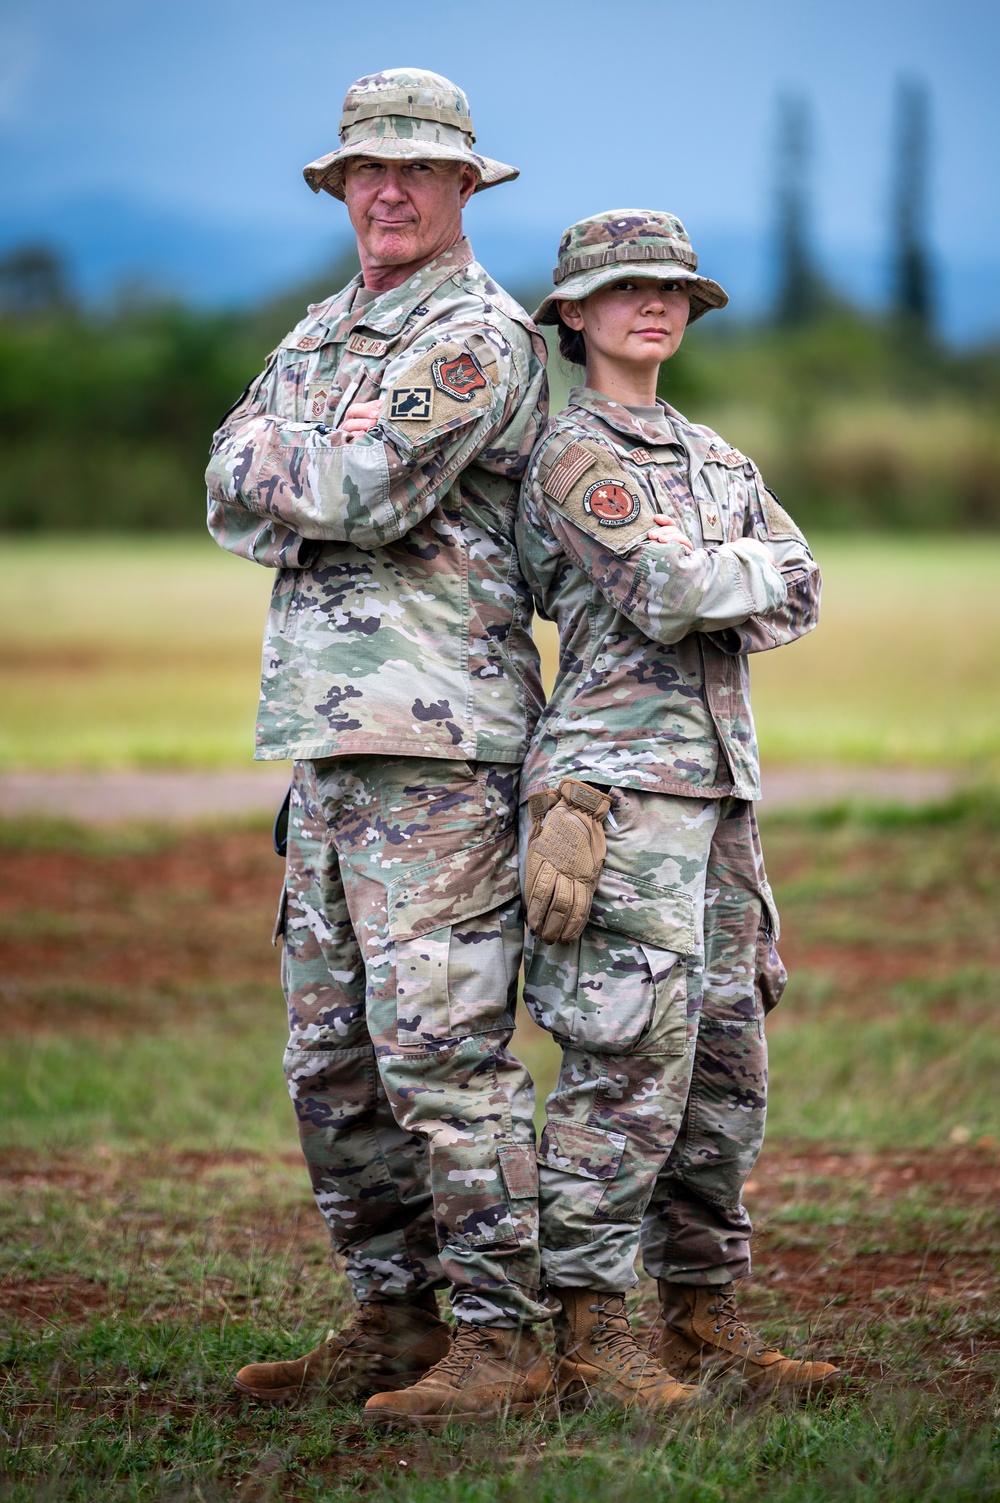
{"left": 343, "top": 158, "right": 478, "bottom": 272}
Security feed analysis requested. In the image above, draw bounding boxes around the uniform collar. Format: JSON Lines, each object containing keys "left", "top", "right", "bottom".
{"left": 351, "top": 237, "right": 476, "bottom": 337}
{"left": 304, "top": 239, "right": 476, "bottom": 345}
{"left": 568, "top": 386, "right": 680, "bottom": 447}
{"left": 568, "top": 387, "right": 716, "bottom": 476}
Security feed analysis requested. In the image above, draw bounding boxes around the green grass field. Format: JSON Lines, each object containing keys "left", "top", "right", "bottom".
{"left": 2, "top": 535, "right": 998, "bottom": 772}
{"left": 2, "top": 802, "right": 998, "bottom": 1500}
{"left": 3, "top": 536, "right": 1000, "bottom": 1498}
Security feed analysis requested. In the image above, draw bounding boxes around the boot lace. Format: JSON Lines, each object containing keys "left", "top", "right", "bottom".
{"left": 706, "top": 1289, "right": 774, "bottom": 1359}
{"left": 423, "top": 1321, "right": 496, "bottom": 1384}
{"left": 589, "top": 1296, "right": 660, "bottom": 1379}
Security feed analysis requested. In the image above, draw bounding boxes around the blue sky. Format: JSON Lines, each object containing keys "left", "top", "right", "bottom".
{"left": 1, "top": 0, "right": 997, "bottom": 338}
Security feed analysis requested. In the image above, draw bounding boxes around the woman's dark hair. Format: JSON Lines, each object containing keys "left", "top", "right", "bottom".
{"left": 556, "top": 313, "right": 587, "bottom": 368}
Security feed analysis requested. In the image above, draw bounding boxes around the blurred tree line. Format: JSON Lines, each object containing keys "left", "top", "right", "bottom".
{"left": 0, "top": 79, "right": 997, "bottom": 532}
{"left": 655, "top": 79, "right": 1000, "bottom": 529}
{"left": 0, "top": 244, "right": 361, "bottom": 531}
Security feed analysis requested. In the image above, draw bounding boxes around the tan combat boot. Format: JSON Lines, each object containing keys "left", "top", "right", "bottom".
{"left": 656, "top": 1282, "right": 841, "bottom": 1396}
{"left": 362, "top": 1321, "right": 553, "bottom": 1429}
{"left": 553, "top": 1287, "right": 701, "bottom": 1413}
{"left": 233, "top": 1290, "right": 451, "bottom": 1406}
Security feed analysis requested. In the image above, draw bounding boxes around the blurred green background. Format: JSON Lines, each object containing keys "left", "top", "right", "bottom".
{"left": 1, "top": 259, "right": 998, "bottom": 534}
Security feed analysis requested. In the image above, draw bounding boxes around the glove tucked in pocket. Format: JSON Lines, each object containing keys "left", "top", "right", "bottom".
{"left": 524, "top": 779, "right": 613, "bottom": 944}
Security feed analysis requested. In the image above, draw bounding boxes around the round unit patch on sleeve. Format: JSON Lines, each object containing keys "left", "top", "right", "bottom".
{"left": 583, "top": 480, "right": 641, "bottom": 527}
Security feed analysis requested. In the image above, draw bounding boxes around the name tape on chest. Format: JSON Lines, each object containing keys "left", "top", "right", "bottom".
{"left": 710, "top": 446, "right": 749, "bottom": 469}
{"left": 347, "top": 333, "right": 392, "bottom": 358}
{"left": 541, "top": 438, "right": 652, "bottom": 556}
{"left": 382, "top": 341, "right": 494, "bottom": 436}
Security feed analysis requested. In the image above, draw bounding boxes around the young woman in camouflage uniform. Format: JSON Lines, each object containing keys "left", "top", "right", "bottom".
{"left": 516, "top": 210, "right": 840, "bottom": 1408}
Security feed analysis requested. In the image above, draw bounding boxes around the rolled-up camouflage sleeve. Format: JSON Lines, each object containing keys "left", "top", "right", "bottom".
{"left": 206, "top": 354, "right": 323, "bottom": 570}
{"left": 205, "top": 330, "right": 522, "bottom": 551}
{"left": 706, "top": 471, "right": 821, "bottom": 655}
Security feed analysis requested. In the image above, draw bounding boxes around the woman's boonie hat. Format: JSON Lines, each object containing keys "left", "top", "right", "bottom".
{"left": 303, "top": 68, "right": 518, "bottom": 201}
{"left": 533, "top": 210, "right": 729, "bottom": 325}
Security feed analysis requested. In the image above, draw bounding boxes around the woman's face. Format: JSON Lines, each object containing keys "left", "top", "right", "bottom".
{"left": 559, "top": 278, "right": 691, "bottom": 369}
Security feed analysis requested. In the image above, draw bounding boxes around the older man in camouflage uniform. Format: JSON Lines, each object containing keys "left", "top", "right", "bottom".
{"left": 516, "top": 210, "right": 840, "bottom": 1404}
{"left": 206, "top": 69, "right": 554, "bottom": 1425}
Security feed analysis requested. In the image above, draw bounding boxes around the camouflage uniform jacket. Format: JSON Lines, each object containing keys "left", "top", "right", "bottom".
{"left": 206, "top": 239, "right": 547, "bottom": 763}
{"left": 516, "top": 388, "right": 821, "bottom": 802}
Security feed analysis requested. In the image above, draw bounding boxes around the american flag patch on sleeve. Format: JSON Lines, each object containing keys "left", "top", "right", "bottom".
{"left": 542, "top": 442, "right": 597, "bottom": 503}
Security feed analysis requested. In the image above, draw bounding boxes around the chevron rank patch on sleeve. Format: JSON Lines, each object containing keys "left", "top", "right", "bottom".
{"left": 539, "top": 438, "right": 653, "bottom": 556}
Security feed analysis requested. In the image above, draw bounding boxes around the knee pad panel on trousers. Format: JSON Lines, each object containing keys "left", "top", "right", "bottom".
{"left": 283, "top": 1042, "right": 382, "bottom": 1132}
{"left": 703, "top": 885, "right": 764, "bottom": 1027}
{"left": 676, "top": 1021, "right": 767, "bottom": 1206}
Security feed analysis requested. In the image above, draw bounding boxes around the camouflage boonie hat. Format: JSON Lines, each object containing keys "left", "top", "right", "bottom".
{"left": 303, "top": 69, "right": 518, "bottom": 201}
{"left": 533, "top": 210, "right": 728, "bottom": 325}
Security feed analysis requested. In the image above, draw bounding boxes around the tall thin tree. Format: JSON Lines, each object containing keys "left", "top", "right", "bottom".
{"left": 891, "top": 77, "right": 933, "bottom": 333}
{"left": 773, "top": 93, "right": 823, "bottom": 325}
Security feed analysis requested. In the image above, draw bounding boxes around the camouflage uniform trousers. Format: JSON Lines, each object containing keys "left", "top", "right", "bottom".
{"left": 519, "top": 788, "right": 785, "bottom": 1293}
{"left": 281, "top": 755, "right": 549, "bottom": 1326}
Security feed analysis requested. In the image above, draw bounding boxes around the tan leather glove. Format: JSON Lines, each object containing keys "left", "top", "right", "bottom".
{"left": 524, "top": 779, "right": 613, "bottom": 944}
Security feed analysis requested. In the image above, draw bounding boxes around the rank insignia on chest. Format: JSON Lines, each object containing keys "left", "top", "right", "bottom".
{"left": 347, "top": 333, "right": 391, "bottom": 358}
{"left": 310, "top": 388, "right": 330, "bottom": 419}
{"left": 389, "top": 387, "right": 433, "bottom": 421}
{"left": 582, "top": 480, "right": 642, "bottom": 527}
{"left": 432, "top": 351, "right": 489, "bottom": 402}
{"left": 698, "top": 499, "right": 725, "bottom": 541}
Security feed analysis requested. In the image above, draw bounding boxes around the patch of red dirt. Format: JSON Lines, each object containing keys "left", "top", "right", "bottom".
{"left": 746, "top": 1143, "right": 1000, "bottom": 1202}
{"left": 0, "top": 828, "right": 281, "bottom": 1034}
{"left": 0, "top": 1274, "right": 109, "bottom": 1324}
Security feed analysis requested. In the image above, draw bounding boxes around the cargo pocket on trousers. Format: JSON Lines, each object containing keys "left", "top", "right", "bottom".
{"left": 563, "top": 869, "right": 695, "bottom": 1054}
{"left": 538, "top": 1121, "right": 626, "bottom": 1221}
{"left": 539, "top": 1120, "right": 626, "bottom": 1181}
{"left": 390, "top": 829, "right": 520, "bottom": 1046}
{"left": 451, "top": 1143, "right": 530, "bottom": 1250}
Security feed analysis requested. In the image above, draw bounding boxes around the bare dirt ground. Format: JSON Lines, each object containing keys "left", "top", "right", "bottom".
{"left": 1, "top": 1140, "right": 997, "bottom": 1411}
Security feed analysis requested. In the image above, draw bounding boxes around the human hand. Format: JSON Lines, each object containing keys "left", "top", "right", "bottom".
{"left": 647, "top": 513, "right": 692, "bottom": 548}
{"left": 341, "top": 400, "right": 381, "bottom": 442}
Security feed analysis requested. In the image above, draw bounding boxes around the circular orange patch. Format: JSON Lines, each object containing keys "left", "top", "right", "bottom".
{"left": 583, "top": 480, "right": 641, "bottom": 527}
